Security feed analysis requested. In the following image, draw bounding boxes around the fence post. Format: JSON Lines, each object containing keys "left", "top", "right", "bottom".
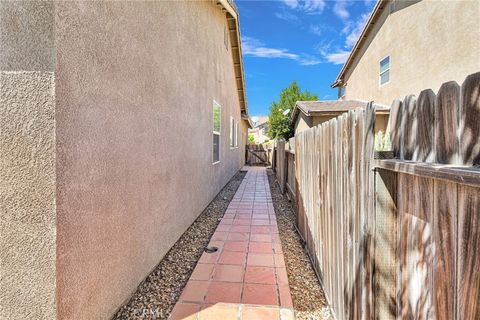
{"left": 277, "top": 140, "right": 286, "bottom": 193}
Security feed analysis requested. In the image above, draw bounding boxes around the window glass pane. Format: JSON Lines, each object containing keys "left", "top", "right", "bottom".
{"left": 213, "top": 103, "right": 221, "bottom": 133}
{"left": 380, "top": 56, "right": 390, "bottom": 73}
{"left": 230, "top": 117, "right": 234, "bottom": 147}
{"left": 213, "top": 133, "right": 220, "bottom": 162}
{"left": 235, "top": 122, "right": 238, "bottom": 147}
{"left": 380, "top": 70, "right": 390, "bottom": 85}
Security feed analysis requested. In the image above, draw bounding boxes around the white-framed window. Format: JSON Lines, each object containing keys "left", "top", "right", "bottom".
{"left": 235, "top": 121, "right": 239, "bottom": 148}
{"left": 230, "top": 117, "right": 239, "bottom": 149}
{"left": 213, "top": 101, "right": 221, "bottom": 163}
{"left": 379, "top": 56, "right": 390, "bottom": 86}
{"left": 338, "top": 85, "right": 346, "bottom": 99}
{"left": 230, "top": 116, "right": 235, "bottom": 148}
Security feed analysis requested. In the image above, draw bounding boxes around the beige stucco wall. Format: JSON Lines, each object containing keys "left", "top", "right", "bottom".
{"left": 55, "top": 2, "right": 245, "bottom": 319}
{"left": 294, "top": 112, "right": 313, "bottom": 135}
{"left": 0, "top": 72, "right": 56, "bottom": 320}
{"left": 1, "top": 1, "right": 247, "bottom": 319}
{"left": 1, "top": 2, "right": 56, "bottom": 319}
{"left": 343, "top": 0, "right": 480, "bottom": 105}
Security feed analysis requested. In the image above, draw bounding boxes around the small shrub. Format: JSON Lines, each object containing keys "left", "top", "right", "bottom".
{"left": 374, "top": 130, "right": 392, "bottom": 151}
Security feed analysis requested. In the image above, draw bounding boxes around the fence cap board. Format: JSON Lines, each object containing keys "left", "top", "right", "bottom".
{"left": 373, "top": 159, "right": 480, "bottom": 187}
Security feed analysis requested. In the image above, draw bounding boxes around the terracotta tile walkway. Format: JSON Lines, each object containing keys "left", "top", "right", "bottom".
{"left": 169, "top": 167, "right": 295, "bottom": 320}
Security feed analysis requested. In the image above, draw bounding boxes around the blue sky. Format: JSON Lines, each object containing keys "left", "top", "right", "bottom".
{"left": 236, "top": 0, "right": 376, "bottom": 117}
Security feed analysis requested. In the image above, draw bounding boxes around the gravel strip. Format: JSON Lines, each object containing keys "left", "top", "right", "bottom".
{"left": 113, "top": 170, "right": 247, "bottom": 320}
{"left": 267, "top": 169, "right": 332, "bottom": 320}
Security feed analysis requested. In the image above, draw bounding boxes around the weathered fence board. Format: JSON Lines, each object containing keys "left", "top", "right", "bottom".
{"left": 295, "top": 105, "right": 374, "bottom": 319}
{"left": 288, "top": 72, "right": 480, "bottom": 320}
{"left": 414, "top": 89, "right": 436, "bottom": 162}
{"left": 435, "top": 82, "right": 460, "bottom": 164}
{"left": 433, "top": 180, "right": 457, "bottom": 320}
{"left": 246, "top": 144, "right": 268, "bottom": 165}
{"left": 285, "top": 150, "right": 296, "bottom": 201}
{"left": 276, "top": 140, "right": 286, "bottom": 192}
{"left": 457, "top": 185, "right": 480, "bottom": 319}
{"left": 389, "top": 99, "right": 403, "bottom": 159}
{"left": 400, "top": 95, "right": 417, "bottom": 160}
{"left": 459, "top": 72, "right": 480, "bottom": 166}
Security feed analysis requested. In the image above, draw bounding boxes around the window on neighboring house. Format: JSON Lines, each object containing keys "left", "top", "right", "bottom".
{"left": 338, "top": 85, "right": 346, "bottom": 99}
{"left": 379, "top": 56, "right": 390, "bottom": 86}
{"left": 213, "top": 101, "right": 221, "bottom": 163}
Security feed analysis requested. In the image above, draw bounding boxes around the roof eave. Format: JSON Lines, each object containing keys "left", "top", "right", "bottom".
{"left": 331, "top": 0, "right": 389, "bottom": 87}
{"left": 217, "top": 0, "right": 248, "bottom": 116}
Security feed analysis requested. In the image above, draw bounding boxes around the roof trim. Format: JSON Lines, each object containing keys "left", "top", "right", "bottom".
{"left": 217, "top": 0, "right": 249, "bottom": 116}
{"left": 291, "top": 100, "right": 390, "bottom": 124}
{"left": 331, "top": 0, "right": 388, "bottom": 88}
{"left": 241, "top": 113, "right": 254, "bottom": 128}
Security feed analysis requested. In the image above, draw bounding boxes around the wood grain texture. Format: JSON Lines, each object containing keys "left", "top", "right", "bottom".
{"left": 373, "top": 159, "right": 480, "bottom": 188}
{"left": 459, "top": 72, "right": 480, "bottom": 166}
{"left": 276, "top": 140, "right": 286, "bottom": 193}
{"left": 457, "top": 185, "right": 480, "bottom": 320}
{"left": 293, "top": 107, "right": 375, "bottom": 320}
{"left": 414, "top": 89, "right": 436, "bottom": 162}
{"left": 397, "top": 174, "right": 434, "bottom": 320}
{"left": 400, "top": 95, "right": 417, "bottom": 160}
{"left": 388, "top": 99, "right": 403, "bottom": 159}
{"left": 435, "top": 81, "right": 460, "bottom": 164}
{"left": 433, "top": 180, "right": 457, "bottom": 320}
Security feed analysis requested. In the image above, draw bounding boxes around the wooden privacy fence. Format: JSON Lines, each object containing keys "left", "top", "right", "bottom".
{"left": 246, "top": 144, "right": 268, "bottom": 165}
{"left": 290, "top": 72, "right": 480, "bottom": 320}
{"left": 276, "top": 139, "right": 296, "bottom": 201}
{"left": 372, "top": 72, "right": 480, "bottom": 320}
{"left": 295, "top": 104, "right": 375, "bottom": 320}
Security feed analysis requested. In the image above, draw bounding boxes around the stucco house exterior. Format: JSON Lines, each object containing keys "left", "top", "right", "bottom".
{"left": 249, "top": 116, "right": 270, "bottom": 144}
{"left": 292, "top": 100, "right": 390, "bottom": 135}
{"left": 0, "top": 1, "right": 251, "bottom": 319}
{"left": 331, "top": 0, "right": 480, "bottom": 105}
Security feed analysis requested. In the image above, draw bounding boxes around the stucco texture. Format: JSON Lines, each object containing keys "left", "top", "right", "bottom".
{"left": 0, "top": 1, "right": 55, "bottom": 71}
{"left": 54, "top": 2, "right": 246, "bottom": 319}
{"left": 0, "top": 72, "right": 56, "bottom": 320}
{"left": 344, "top": 0, "right": 480, "bottom": 105}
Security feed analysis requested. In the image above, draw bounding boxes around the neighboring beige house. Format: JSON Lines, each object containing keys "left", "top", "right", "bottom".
{"left": 249, "top": 116, "right": 270, "bottom": 144}
{"left": 331, "top": 0, "right": 480, "bottom": 105}
{"left": 292, "top": 100, "right": 390, "bottom": 135}
{"left": 0, "top": 1, "right": 250, "bottom": 319}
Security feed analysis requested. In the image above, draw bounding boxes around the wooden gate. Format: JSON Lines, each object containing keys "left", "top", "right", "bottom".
{"left": 246, "top": 144, "right": 268, "bottom": 165}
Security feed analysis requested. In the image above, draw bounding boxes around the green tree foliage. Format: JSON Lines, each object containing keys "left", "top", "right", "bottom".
{"left": 267, "top": 81, "right": 318, "bottom": 140}
{"left": 248, "top": 134, "right": 255, "bottom": 144}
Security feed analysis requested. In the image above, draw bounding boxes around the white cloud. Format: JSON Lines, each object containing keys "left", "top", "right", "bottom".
{"left": 302, "top": 0, "right": 326, "bottom": 14}
{"left": 333, "top": 1, "right": 350, "bottom": 19}
{"left": 283, "top": 0, "right": 299, "bottom": 9}
{"left": 299, "top": 55, "right": 322, "bottom": 65}
{"left": 315, "top": 40, "right": 350, "bottom": 65}
{"left": 242, "top": 36, "right": 299, "bottom": 59}
{"left": 242, "top": 36, "right": 321, "bottom": 66}
{"left": 275, "top": 11, "right": 299, "bottom": 22}
{"left": 282, "top": 0, "right": 326, "bottom": 15}
{"left": 344, "top": 13, "right": 369, "bottom": 47}
{"left": 325, "top": 50, "right": 351, "bottom": 64}
{"left": 309, "top": 25, "right": 323, "bottom": 36}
